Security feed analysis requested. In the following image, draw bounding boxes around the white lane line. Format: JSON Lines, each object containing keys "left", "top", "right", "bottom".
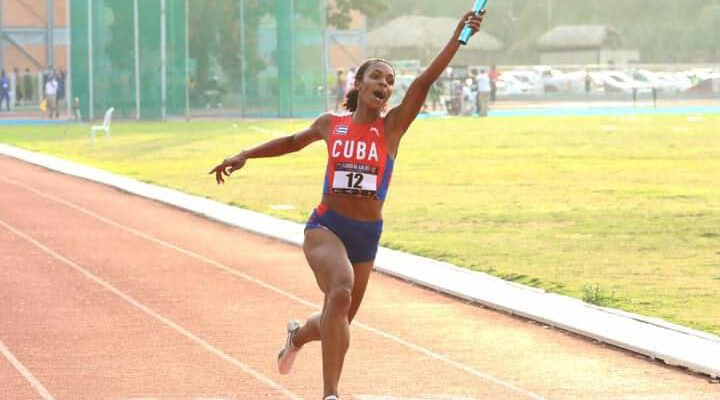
{"left": 0, "top": 176, "right": 551, "bottom": 400}
{"left": 0, "top": 339, "right": 56, "bottom": 400}
{"left": 0, "top": 218, "right": 302, "bottom": 400}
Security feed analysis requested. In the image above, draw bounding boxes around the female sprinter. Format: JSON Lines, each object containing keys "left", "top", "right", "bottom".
{"left": 209, "top": 10, "right": 486, "bottom": 400}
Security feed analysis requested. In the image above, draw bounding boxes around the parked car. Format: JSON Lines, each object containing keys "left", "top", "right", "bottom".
{"left": 632, "top": 70, "right": 689, "bottom": 93}
{"left": 563, "top": 70, "right": 606, "bottom": 93}
{"left": 503, "top": 70, "right": 544, "bottom": 95}
{"left": 496, "top": 74, "right": 535, "bottom": 96}
{"left": 532, "top": 67, "right": 570, "bottom": 92}
{"left": 593, "top": 71, "right": 651, "bottom": 94}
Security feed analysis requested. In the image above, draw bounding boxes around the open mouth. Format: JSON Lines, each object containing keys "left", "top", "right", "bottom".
{"left": 373, "top": 90, "right": 386, "bottom": 101}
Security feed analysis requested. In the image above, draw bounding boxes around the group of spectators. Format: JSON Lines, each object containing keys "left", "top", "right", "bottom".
{"left": 334, "top": 66, "right": 357, "bottom": 112}
{"left": 0, "top": 67, "right": 66, "bottom": 118}
{"left": 333, "top": 65, "right": 501, "bottom": 117}
{"left": 447, "top": 66, "right": 499, "bottom": 116}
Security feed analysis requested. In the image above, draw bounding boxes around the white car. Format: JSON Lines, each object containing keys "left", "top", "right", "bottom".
{"left": 503, "top": 70, "right": 544, "bottom": 95}
{"left": 496, "top": 74, "right": 535, "bottom": 96}
{"left": 532, "top": 67, "right": 570, "bottom": 92}
{"left": 594, "top": 71, "right": 651, "bottom": 94}
{"left": 563, "top": 71, "right": 606, "bottom": 93}
{"left": 632, "top": 70, "right": 687, "bottom": 93}
{"left": 668, "top": 72, "right": 693, "bottom": 91}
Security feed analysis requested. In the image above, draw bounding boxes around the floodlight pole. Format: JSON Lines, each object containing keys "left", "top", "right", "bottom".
{"left": 184, "top": 0, "right": 189, "bottom": 121}
{"left": 66, "top": 0, "right": 71, "bottom": 117}
{"left": 133, "top": 0, "right": 140, "bottom": 120}
{"left": 239, "top": 0, "right": 246, "bottom": 117}
{"left": 87, "top": 0, "right": 94, "bottom": 120}
{"left": 160, "top": 0, "right": 167, "bottom": 121}
{"left": 289, "top": 0, "right": 295, "bottom": 117}
{"left": 47, "top": 0, "right": 54, "bottom": 68}
{"left": 322, "top": 0, "right": 329, "bottom": 112}
{"left": 0, "top": 0, "right": 4, "bottom": 69}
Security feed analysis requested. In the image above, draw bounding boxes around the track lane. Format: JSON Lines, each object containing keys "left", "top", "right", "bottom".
{"left": 0, "top": 340, "right": 53, "bottom": 400}
{"left": 0, "top": 163, "right": 538, "bottom": 399}
{"left": 0, "top": 218, "right": 300, "bottom": 400}
{"left": 0, "top": 155, "right": 715, "bottom": 400}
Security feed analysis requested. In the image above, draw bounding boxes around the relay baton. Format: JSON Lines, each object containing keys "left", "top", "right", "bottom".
{"left": 458, "top": 0, "right": 489, "bottom": 45}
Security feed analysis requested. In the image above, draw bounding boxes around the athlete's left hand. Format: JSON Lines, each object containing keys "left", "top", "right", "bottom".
{"left": 208, "top": 155, "right": 247, "bottom": 184}
{"left": 454, "top": 9, "right": 486, "bottom": 39}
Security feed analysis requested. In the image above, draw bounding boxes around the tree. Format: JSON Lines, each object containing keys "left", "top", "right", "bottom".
{"left": 699, "top": 3, "right": 720, "bottom": 61}
{"left": 188, "top": 0, "right": 388, "bottom": 97}
{"left": 328, "top": 0, "right": 387, "bottom": 29}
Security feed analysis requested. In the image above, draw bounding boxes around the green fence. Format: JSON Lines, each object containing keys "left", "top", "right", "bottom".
{"left": 70, "top": 0, "right": 327, "bottom": 121}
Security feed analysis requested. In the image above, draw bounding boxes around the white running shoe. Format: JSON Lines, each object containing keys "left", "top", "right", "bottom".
{"left": 277, "top": 319, "right": 302, "bottom": 375}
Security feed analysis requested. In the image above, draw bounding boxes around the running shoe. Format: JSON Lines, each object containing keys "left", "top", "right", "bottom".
{"left": 277, "top": 319, "right": 302, "bottom": 374}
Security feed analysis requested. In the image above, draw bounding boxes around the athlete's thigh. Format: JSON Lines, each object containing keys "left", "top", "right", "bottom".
{"left": 349, "top": 260, "right": 373, "bottom": 322}
{"left": 303, "top": 228, "right": 354, "bottom": 294}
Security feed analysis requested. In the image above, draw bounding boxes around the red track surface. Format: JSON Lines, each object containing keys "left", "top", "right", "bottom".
{"left": 0, "top": 155, "right": 715, "bottom": 400}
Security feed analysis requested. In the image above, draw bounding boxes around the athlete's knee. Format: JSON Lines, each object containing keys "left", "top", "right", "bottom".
{"left": 326, "top": 286, "right": 353, "bottom": 315}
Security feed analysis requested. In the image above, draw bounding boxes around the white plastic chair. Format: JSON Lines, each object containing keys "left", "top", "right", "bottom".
{"left": 91, "top": 107, "right": 114, "bottom": 140}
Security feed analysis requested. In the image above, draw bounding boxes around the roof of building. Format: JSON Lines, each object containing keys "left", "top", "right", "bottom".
{"left": 536, "top": 25, "right": 623, "bottom": 51}
{"left": 368, "top": 15, "right": 503, "bottom": 51}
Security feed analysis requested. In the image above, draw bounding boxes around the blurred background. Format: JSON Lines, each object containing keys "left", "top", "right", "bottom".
{"left": 0, "top": 0, "right": 718, "bottom": 120}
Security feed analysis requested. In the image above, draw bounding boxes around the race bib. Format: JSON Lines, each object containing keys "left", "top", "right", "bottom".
{"left": 331, "top": 162, "right": 378, "bottom": 196}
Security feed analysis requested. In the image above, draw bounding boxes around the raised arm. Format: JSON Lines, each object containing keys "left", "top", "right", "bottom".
{"left": 209, "top": 113, "right": 331, "bottom": 184}
{"left": 385, "top": 10, "right": 485, "bottom": 138}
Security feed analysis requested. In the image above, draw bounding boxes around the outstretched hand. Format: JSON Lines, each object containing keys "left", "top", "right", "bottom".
{"left": 456, "top": 9, "right": 486, "bottom": 38}
{"left": 208, "top": 155, "right": 247, "bottom": 184}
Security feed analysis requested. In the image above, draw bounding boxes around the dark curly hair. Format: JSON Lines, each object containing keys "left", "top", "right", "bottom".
{"left": 343, "top": 58, "right": 395, "bottom": 112}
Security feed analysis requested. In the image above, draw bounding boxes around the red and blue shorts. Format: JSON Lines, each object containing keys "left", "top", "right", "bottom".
{"left": 305, "top": 204, "right": 383, "bottom": 264}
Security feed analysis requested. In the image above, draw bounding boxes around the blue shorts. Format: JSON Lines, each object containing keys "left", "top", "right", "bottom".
{"left": 305, "top": 205, "right": 383, "bottom": 264}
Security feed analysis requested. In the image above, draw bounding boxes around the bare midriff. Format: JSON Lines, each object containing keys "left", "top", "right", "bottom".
{"left": 321, "top": 194, "right": 384, "bottom": 222}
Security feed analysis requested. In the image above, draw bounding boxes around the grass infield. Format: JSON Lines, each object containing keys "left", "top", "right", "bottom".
{"left": 2, "top": 114, "right": 718, "bottom": 334}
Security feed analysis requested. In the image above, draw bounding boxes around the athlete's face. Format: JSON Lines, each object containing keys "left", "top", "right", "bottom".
{"left": 357, "top": 62, "right": 395, "bottom": 110}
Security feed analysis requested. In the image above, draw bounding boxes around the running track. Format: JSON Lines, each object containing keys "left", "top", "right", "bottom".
{"left": 0, "top": 155, "right": 715, "bottom": 400}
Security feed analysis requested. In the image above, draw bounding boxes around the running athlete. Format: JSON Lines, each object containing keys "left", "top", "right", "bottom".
{"left": 209, "top": 10, "right": 486, "bottom": 400}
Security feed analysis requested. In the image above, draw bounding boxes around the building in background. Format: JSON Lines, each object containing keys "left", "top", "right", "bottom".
{"left": 536, "top": 25, "right": 640, "bottom": 66}
{"left": 0, "top": 0, "right": 68, "bottom": 109}
{"left": 0, "top": 0, "right": 67, "bottom": 71}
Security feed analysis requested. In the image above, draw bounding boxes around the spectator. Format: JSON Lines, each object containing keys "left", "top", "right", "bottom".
{"left": 72, "top": 97, "right": 82, "bottom": 121}
{"left": 345, "top": 66, "right": 356, "bottom": 94}
{"left": 57, "top": 69, "right": 66, "bottom": 116}
{"left": 335, "top": 69, "right": 346, "bottom": 112}
{"left": 23, "top": 68, "right": 34, "bottom": 105}
{"left": 469, "top": 68, "right": 480, "bottom": 113}
{"left": 0, "top": 70, "right": 10, "bottom": 111}
{"left": 462, "top": 78, "right": 475, "bottom": 115}
{"left": 489, "top": 65, "right": 499, "bottom": 102}
{"left": 45, "top": 72, "right": 58, "bottom": 118}
{"left": 447, "top": 80, "right": 464, "bottom": 116}
{"left": 13, "top": 67, "right": 22, "bottom": 106}
{"left": 428, "top": 80, "right": 443, "bottom": 112}
{"left": 585, "top": 70, "right": 592, "bottom": 95}
{"left": 475, "top": 68, "right": 491, "bottom": 117}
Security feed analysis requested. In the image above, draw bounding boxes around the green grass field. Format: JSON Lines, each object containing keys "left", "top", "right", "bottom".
{"left": 2, "top": 114, "right": 719, "bottom": 334}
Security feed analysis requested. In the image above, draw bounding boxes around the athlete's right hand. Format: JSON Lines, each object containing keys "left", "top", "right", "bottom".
{"left": 208, "top": 154, "right": 247, "bottom": 184}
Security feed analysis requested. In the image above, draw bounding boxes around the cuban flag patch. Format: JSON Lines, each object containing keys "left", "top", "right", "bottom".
{"left": 334, "top": 124, "right": 349, "bottom": 135}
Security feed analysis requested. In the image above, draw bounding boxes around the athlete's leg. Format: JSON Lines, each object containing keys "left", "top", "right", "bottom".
{"left": 292, "top": 259, "right": 373, "bottom": 346}
{"left": 301, "top": 228, "right": 355, "bottom": 398}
